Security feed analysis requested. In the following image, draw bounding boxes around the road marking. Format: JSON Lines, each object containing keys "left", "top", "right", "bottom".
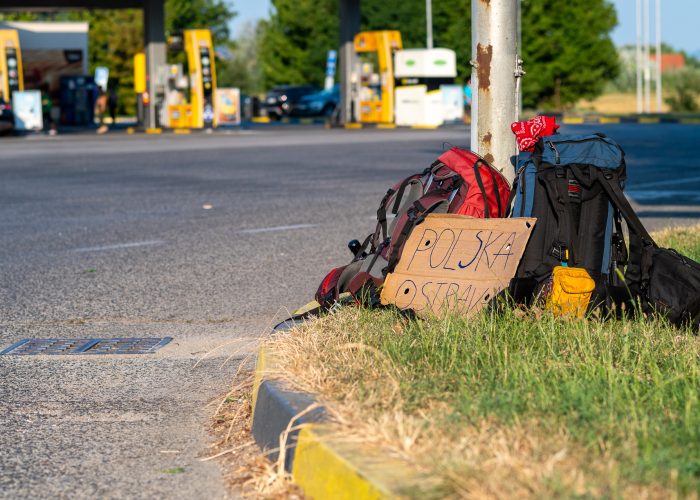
{"left": 628, "top": 176, "right": 700, "bottom": 190}
{"left": 627, "top": 190, "right": 700, "bottom": 202}
{"left": 74, "top": 240, "right": 164, "bottom": 252}
{"left": 238, "top": 224, "right": 317, "bottom": 234}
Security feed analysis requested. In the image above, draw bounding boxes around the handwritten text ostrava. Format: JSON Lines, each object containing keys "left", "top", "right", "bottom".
{"left": 381, "top": 214, "right": 535, "bottom": 317}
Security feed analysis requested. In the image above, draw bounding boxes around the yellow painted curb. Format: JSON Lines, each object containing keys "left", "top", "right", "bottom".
{"left": 173, "top": 128, "right": 191, "bottom": 134}
{"left": 253, "top": 343, "right": 420, "bottom": 499}
{"left": 377, "top": 123, "right": 396, "bottom": 129}
{"left": 145, "top": 127, "right": 162, "bottom": 134}
{"left": 639, "top": 117, "right": 660, "bottom": 124}
{"left": 599, "top": 117, "right": 621, "bottom": 124}
{"left": 344, "top": 123, "right": 363, "bottom": 129}
{"left": 292, "top": 427, "right": 416, "bottom": 499}
{"left": 680, "top": 118, "right": 700, "bottom": 124}
{"left": 410, "top": 124, "right": 438, "bottom": 129}
{"left": 126, "top": 127, "right": 135, "bottom": 134}
{"left": 562, "top": 116, "right": 584, "bottom": 124}
{"left": 300, "top": 118, "right": 313, "bottom": 125}
{"left": 252, "top": 116, "right": 271, "bottom": 123}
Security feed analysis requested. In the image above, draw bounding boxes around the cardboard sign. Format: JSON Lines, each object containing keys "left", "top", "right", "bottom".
{"left": 381, "top": 214, "right": 535, "bottom": 317}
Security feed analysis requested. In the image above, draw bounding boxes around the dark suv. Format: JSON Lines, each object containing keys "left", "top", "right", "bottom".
{"left": 263, "top": 85, "right": 318, "bottom": 119}
{"left": 290, "top": 84, "right": 339, "bottom": 117}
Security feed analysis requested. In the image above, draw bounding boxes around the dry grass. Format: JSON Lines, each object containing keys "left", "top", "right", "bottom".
{"left": 265, "top": 310, "right": 693, "bottom": 499}
{"left": 257, "top": 224, "right": 700, "bottom": 499}
{"left": 204, "top": 362, "right": 304, "bottom": 499}
{"left": 576, "top": 92, "right": 669, "bottom": 114}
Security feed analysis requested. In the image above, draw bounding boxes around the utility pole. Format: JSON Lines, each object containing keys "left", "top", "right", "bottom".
{"left": 471, "top": 0, "right": 522, "bottom": 183}
{"left": 643, "top": 0, "right": 651, "bottom": 113}
{"left": 655, "top": 0, "right": 662, "bottom": 112}
{"left": 426, "top": 0, "right": 434, "bottom": 49}
{"left": 636, "top": 0, "right": 642, "bottom": 114}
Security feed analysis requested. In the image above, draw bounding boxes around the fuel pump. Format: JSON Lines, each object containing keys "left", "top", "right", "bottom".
{"left": 142, "top": 28, "right": 217, "bottom": 130}
{"left": 0, "top": 29, "right": 23, "bottom": 102}
{"left": 184, "top": 29, "right": 216, "bottom": 129}
{"left": 352, "top": 31, "right": 402, "bottom": 124}
{"left": 156, "top": 63, "right": 189, "bottom": 128}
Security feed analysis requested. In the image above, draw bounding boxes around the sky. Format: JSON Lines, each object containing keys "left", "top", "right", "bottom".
{"left": 228, "top": 0, "right": 699, "bottom": 55}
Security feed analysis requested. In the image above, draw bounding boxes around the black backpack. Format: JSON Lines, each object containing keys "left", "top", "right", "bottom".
{"left": 508, "top": 133, "right": 700, "bottom": 330}
{"left": 508, "top": 133, "right": 630, "bottom": 310}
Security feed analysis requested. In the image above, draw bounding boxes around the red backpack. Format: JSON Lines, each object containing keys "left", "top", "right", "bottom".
{"left": 316, "top": 147, "right": 511, "bottom": 308}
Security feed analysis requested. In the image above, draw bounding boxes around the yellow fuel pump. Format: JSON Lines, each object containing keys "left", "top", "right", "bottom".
{"left": 0, "top": 29, "right": 23, "bottom": 101}
{"left": 142, "top": 28, "right": 217, "bottom": 130}
{"left": 353, "top": 30, "right": 402, "bottom": 124}
{"left": 184, "top": 29, "right": 216, "bottom": 128}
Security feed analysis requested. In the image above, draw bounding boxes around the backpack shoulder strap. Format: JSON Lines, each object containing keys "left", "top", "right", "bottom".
{"left": 594, "top": 169, "right": 656, "bottom": 293}
{"left": 540, "top": 167, "right": 577, "bottom": 266}
{"left": 595, "top": 169, "right": 654, "bottom": 245}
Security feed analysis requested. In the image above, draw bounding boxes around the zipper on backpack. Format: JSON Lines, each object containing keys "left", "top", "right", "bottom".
{"left": 547, "top": 141, "right": 561, "bottom": 164}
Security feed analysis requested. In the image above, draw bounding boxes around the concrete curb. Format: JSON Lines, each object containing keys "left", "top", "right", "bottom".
{"left": 251, "top": 344, "right": 418, "bottom": 499}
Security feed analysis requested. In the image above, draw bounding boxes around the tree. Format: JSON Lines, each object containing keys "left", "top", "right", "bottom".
{"left": 259, "top": 0, "right": 473, "bottom": 90}
{"left": 258, "top": 0, "right": 339, "bottom": 88}
{"left": 521, "top": 0, "right": 619, "bottom": 110}
{"left": 217, "top": 21, "right": 266, "bottom": 95}
{"left": 87, "top": 9, "right": 144, "bottom": 113}
{"left": 665, "top": 68, "right": 700, "bottom": 112}
{"left": 165, "top": 0, "right": 234, "bottom": 49}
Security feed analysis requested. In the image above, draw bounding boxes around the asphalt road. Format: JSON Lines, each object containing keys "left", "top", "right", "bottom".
{"left": 0, "top": 124, "right": 698, "bottom": 498}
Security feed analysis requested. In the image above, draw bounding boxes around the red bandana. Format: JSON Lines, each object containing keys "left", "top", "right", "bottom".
{"left": 511, "top": 115, "right": 560, "bottom": 152}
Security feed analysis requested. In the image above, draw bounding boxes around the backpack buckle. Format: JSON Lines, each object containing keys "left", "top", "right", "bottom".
{"left": 407, "top": 207, "right": 418, "bottom": 222}
{"left": 551, "top": 242, "right": 569, "bottom": 264}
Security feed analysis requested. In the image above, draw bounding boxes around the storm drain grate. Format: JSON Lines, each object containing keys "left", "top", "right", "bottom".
{"left": 0, "top": 337, "right": 173, "bottom": 356}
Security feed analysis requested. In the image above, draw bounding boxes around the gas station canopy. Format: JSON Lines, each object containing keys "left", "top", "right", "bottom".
{"left": 1, "top": 0, "right": 363, "bottom": 126}
{"left": 1, "top": 0, "right": 165, "bottom": 127}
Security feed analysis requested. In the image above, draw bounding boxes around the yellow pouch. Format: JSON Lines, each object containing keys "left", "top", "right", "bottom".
{"left": 546, "top": 266, "right": 595, "bottom": 318}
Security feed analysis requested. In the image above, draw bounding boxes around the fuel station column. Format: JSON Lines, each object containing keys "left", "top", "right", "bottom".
{"left": 143, "top": 0, "right": 166, "bottom": 129}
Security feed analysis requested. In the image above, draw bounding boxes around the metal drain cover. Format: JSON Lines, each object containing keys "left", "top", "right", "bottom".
{"left": 1, "top": 337, "right": 173, "bottom": 356}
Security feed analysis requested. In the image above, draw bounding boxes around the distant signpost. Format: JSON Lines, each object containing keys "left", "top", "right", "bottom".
{"left": 324, "top": 50, "right": 337, "bottom": 91}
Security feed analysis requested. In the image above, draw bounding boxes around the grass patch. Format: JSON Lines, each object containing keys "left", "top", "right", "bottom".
{"left": 653, "top": 223, "right": 700, "bottom": 261}
{"left": 159, "top": 467, "right": 185, "bottom": 474}
{"left": 267, "top": 224, "right": 700, "bottom": 498}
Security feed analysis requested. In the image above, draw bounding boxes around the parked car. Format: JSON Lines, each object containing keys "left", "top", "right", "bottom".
{"left": 263, "top": 85, "right": 318, "bottom": 119}
{"left": 290, "top": 85, "right": 339, "bottom": 118}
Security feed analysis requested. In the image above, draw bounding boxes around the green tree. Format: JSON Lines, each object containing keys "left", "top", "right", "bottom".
{"left": 665, "top": 67, "right": 700, "bottom": 112}
{"left": 165, "top": 0, "right": 234, "bottom": 48}
{"left": 521, "top": 0, "right": 619, "bottom": 110}
{"left": 87, "top": 9, "right": 143, "bottom": 113}
{"left": 259, "top": 0, "right": 472, "bottom": 89}
{"left": 217, "top": 20, "right": 266, "bottom": 95}
{"left": 259, "top": 0, "right": 339, "bottom": 88}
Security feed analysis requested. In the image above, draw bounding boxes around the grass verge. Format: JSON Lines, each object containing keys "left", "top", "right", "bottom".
{"left": 266, "top": 224, "right": 700, "bottom": 498}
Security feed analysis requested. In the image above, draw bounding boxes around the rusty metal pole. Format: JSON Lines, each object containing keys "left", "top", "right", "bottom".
{"left": 471, "top": 0, "right": 522, "bottom": 184}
